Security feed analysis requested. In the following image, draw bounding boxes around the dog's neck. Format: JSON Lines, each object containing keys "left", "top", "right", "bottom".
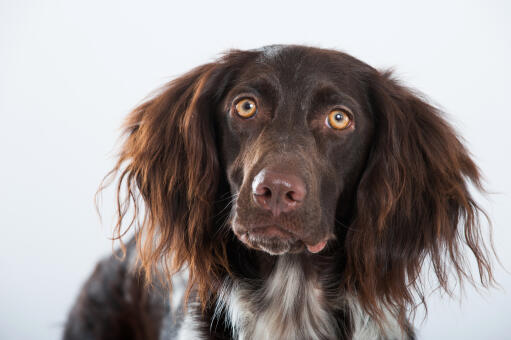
{"left": 174, "top": 249, "right": 406, "bottom": 340}
{"left": 208, "top": 250, "right": 407, "bottom": 340}
{"left": 215, "top": 255, "right": 344, "bottom": 340}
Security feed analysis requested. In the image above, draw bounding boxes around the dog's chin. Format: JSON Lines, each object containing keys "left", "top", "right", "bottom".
{"left": 237, "top": 233, "right": 304, "bottom": 255}
{"left": 233, "top": 223, "right": 331, "bottom": 255}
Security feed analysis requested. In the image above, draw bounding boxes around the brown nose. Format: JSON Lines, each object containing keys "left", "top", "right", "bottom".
{"left": 252, "top": 168, "right": 306, "bottom": 216}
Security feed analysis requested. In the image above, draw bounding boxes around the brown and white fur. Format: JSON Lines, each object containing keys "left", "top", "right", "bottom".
{"left": 64, "top": 45, "right": 494, "bottom": 340}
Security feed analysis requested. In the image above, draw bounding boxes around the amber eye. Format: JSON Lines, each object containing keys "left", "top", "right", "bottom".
{"left": 235, "top": 98, "right": 257, "bottom": 118}
{"left": 326, "top": 109, "right": 352, "bottom": 130}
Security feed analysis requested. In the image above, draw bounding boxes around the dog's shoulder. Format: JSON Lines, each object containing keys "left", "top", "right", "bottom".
{"left": 63, "top": 239, "right": 170, "bottom": 340}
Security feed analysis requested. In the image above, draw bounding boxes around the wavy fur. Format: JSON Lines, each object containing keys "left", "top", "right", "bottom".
{"left": 82, "top": 46, "right": 495, "bottom": 338}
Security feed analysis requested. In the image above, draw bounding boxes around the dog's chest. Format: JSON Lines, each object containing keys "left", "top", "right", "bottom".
{"left": 215, "top": 257, "right": 340, "bottom": 340}
{"left": 174, "top": 257, "right": 406, "bottom": 340}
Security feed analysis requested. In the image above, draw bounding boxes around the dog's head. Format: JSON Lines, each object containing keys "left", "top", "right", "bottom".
{"left": 216, "top": 47, "right": 374, "bottom": 255}
{"left": 109, "top": 45, "right": 493, "bottom": 322}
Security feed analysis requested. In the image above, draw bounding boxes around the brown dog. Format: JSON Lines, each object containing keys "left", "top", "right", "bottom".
{"left": 64, "top": 45, "right": 494, "bottom": 340}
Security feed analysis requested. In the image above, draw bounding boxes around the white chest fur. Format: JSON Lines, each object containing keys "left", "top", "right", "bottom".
{"left": 215, "top": 256, "right": 340, "bottom": 340}
{"left": 212, "top": 256, "right": 406, "bottom": 340}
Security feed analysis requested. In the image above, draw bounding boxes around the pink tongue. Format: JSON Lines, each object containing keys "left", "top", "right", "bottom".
{"left": 306, "top": 240, "right": 327, "bottom": 253}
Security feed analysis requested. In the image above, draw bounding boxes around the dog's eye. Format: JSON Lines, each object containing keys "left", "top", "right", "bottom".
{"left": 326, "top": 109, "right": 351, "bottom": 130}
{"left": 235, "top": 98, "right": 257, "bottom": 118}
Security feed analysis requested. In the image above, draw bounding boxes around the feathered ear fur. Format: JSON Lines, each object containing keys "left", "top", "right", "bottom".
{"left": 106, "top": 50, "right": 256, "bottom": 305}
{"left": 344, "top": 70, "right": 495, "bottom": 326}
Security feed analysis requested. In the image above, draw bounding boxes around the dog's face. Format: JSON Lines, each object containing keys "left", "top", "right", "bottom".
{"left": 215, "top": 47, "right": 374, "bottom": 255}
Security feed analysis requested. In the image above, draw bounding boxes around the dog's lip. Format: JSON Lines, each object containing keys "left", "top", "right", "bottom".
{"left": 249, "top": 224, "right": 295, "bottom": 240}
{"left": 236, "top": 223, "right": 331, "bottom": 254}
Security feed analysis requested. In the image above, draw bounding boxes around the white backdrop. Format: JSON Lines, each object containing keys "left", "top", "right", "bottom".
{"left": 1, "top": 1, "right": 510, "bottom": 339}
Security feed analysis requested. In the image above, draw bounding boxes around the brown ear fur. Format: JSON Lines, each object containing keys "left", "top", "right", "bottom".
{"left": 344, "top": 70, "right": 495, "bottom": 326}
{"left": 106, "top": 50, "right": 256, "bottom": 306}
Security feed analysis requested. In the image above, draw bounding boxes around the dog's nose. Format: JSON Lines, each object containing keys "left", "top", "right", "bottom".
{"left": 252, "top": 169, "right": 306, "bottom": 216}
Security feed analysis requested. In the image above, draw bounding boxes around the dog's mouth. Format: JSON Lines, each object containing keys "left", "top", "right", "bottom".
{"left": 233, "top": 224, "right": 330, "bottom": 255}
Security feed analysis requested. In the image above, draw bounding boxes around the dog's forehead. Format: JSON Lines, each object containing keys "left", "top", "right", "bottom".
{"left": 239, "top": 45, "right": 370, "bottom": 99}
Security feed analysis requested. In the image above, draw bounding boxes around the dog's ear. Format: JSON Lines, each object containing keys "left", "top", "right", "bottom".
{"left": 344, "top": 70, "right": 495, "bottom": 326}
{"left": 107, "top": 51, "right": 254, "bottom": 305}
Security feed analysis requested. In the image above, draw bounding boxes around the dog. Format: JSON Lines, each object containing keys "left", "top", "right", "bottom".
{"left": 63, "top": 45, "right": 494, "bottom": 340}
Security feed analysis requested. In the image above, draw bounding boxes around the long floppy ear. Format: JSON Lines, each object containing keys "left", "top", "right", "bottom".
{"left": 105, "top": 51, "right": 255, "bottom": 306}
{"left": 344, "top": 70, "right": 495, "bottom": 326}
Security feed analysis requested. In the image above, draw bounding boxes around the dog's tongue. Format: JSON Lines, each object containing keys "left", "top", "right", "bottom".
{"left": 306, "top": 240, "right": 327, "bottom": 253}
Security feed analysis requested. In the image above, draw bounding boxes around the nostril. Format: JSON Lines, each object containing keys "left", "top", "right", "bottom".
{"left": 261, "top": 186, "right": 272, "bottom": 199}
{"left": 254, "top": 184, "right": 272, "bottom": 198}
{"left": 253, "top": 184, "right": 272, "bottom": 209}
{"left": 286, "top": 185, "right": 305, "bottom": 203}
{"left": 285, "top": 191, "right": 297, "bottom": 202}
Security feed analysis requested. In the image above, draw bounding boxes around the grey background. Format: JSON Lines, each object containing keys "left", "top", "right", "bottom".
{"left": 1, "top": 1, "right": 510, "bottom": 339}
